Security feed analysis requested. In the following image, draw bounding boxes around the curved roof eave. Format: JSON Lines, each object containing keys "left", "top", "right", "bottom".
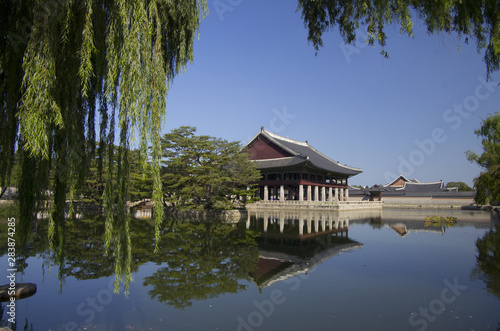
{"left": 304, "top": 160, "right": 362, "bottom": 177}
{"left": 245, "top": 128, "right": 362, "bottom": 177}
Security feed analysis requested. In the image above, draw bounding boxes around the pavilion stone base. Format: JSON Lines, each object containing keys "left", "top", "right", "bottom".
{"left": 247, "top": 200, "right": 383, "bottom": 211}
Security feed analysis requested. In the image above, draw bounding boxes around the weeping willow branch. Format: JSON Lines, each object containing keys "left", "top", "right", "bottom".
{"left": 1, "top": 0, "right": 207, "bottom": 246}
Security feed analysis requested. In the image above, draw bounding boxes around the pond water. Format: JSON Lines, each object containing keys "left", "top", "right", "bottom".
{"left": 1, "top": 208, "right": 499, "bottom": 331}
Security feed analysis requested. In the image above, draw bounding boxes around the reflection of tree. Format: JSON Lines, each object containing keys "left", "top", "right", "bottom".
{"left": 49, "top": 215, "right": 139, "bottom": 295}
{"left": 0, "top": 218, "right": 49, "bottom": 275}
{"left": 110, "top": 214, "right": 133, "bottom": 295}
{"left": 471, "top": 226, "right": 500, "bottom": 298}
{"left": 0, "top": 302, "right": 34, "bottom": 331}
{"left": 6, "top": 216, "right": 144, "bottom": 292}
{"left": 2, "top": 215, "right": 259, "bottom": 304}
{"left": 50, "top": 218, "right": 115, "bottom": 280}
{"left": 143, "top": 220, "right": 259, "bottom": 308}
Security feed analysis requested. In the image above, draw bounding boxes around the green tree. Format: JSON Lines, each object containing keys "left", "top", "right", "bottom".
{"left": 143, "top": 220, "right": 259, "bottom": 308}
{"left": 3, "top": 0, "right": 499, "bottom": 245}
{"left": 129, "top": 149, "right": 154, "bottom": 203}
{"left": 161, "top": 126, "right": 261, "bottom": 210}
{"left": 466, "top": 113, "right": 500, "bottom": 205}
{"left": 72, "top": 147, "right": 152, "bottom": 204}
{"left": 445, "top": 181, "right": 474, "bottom": 191}
{"left": 297, "top": 0, "right": 499, "bottom": 79}
{"left": 1, "top": 0, "right": 207, "bottom": 241}
{"left": 74, "top": 153, "right": 106, "bottom": 205}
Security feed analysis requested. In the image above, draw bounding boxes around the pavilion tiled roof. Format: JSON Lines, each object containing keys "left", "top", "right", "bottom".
{"left": 375, "top": 179, "right": 475, "bottom": 198}
{"left": 244, "top": 128, "right": 362, "bottom": 177}
{"left": 384, "top": 175, "right": 420, "bottom": 187}
{"left": 404, "top": 181, "right": 444, "bottom": 192}
{"left": 251, "top": 157, "right": 305, "bottom": 169}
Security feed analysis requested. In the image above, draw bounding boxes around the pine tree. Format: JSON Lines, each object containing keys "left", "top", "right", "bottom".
{"left": 161, "top": 127, "right": 261, "bottom": 210}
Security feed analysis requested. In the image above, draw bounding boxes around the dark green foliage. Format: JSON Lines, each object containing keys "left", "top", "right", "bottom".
{"left": 161, "top": 126, "right": 261, "bottom": 210}
{"left": 0, "top": 0, "right": 207, "bottom": 240}
{"left": 472, "top": 225, "right": 500, "bottom": 298}
{"left": 466, "top": 113, "right": 500, "bottom": 205}
{"left": 0, "top": 216, "right": 259, "bottom": 301}
{"left": 297, "top": 0, "right": 500, "bottom": 79}
{"left": 129, "top": 149, "right": 154, "bottom": 203}
{"left": 143, "top": 219, "right": 259, "bottom": 308}
{"left": 75, "top": 156, "right": 106, "bottom": 205}
{"left": 2, "top": 0, "right": 498, "bottom": 249}
{"left": 445, "top": 181, "right": 474, "bottom": 191}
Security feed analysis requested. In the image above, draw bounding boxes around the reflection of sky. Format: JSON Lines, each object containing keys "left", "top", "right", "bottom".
{"left": 347, "top": 223, "right": 483, "bottom": 279}
{"left": 256, "top": 223, "right": 496, "bottom": 331}
{"left": 3, "top": 213, "right": 500, "bottom": 331}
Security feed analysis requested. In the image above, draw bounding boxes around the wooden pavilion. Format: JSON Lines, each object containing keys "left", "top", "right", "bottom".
{"left": 243, "top": 128, "right": 362, "bottom": 202}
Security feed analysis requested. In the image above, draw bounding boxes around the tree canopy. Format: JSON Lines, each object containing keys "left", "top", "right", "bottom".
{"left": 2, "top": 0, "right": 499, "bottom": 245}
{"left": 144, "top": 220, "right": 259, "bottom": 308}
{"left": 466, "top": 112, "right": 500, "bottom": 205}
{"left": 445, "top": 181, "right": 474, "bottom": 191}
{"left": 297, "top": 0, "right": 500, "bottom": 79}
{"left": 1, "top": 0, "right": 207, "bottom": 240}
{"left": 161, "top": 126, "right": 261, "bottom": 210}
{"left": 74, "top": 148, "right": 153, "bottom": 204}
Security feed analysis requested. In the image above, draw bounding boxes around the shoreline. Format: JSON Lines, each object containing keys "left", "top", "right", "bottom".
{"left": 381, "top": 203, "right": 496, "bottom": 211}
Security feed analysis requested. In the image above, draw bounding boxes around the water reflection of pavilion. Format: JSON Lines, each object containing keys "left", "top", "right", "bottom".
{"left": 246, "top": 210, "right": 364, "bottom": 289}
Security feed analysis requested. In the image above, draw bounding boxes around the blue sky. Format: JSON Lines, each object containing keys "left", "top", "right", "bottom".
{"left": 162, "top": 1, "right": 500, "bottom": 187}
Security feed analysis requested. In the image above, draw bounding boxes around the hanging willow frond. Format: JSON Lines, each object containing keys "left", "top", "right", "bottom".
{"left": 1, "top": 0, "right": 207, "bottom": 244}
{"left": 297, "top": 0, "right": 500, "bottom": 79}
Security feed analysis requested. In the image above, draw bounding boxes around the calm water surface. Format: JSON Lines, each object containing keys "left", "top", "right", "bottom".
{"left": 1, "top": 208, "right": 499, "bottom": 331}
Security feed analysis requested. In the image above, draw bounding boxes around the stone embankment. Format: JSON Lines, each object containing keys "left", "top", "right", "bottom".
{"left": 379, "top": 197, "right": 484, "bottom": 210}
{"left": 246, "top": 200, "right": 383, "bottom": 211}
{"left": 166, "top": 208, "right": 246, "bottom": 222}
